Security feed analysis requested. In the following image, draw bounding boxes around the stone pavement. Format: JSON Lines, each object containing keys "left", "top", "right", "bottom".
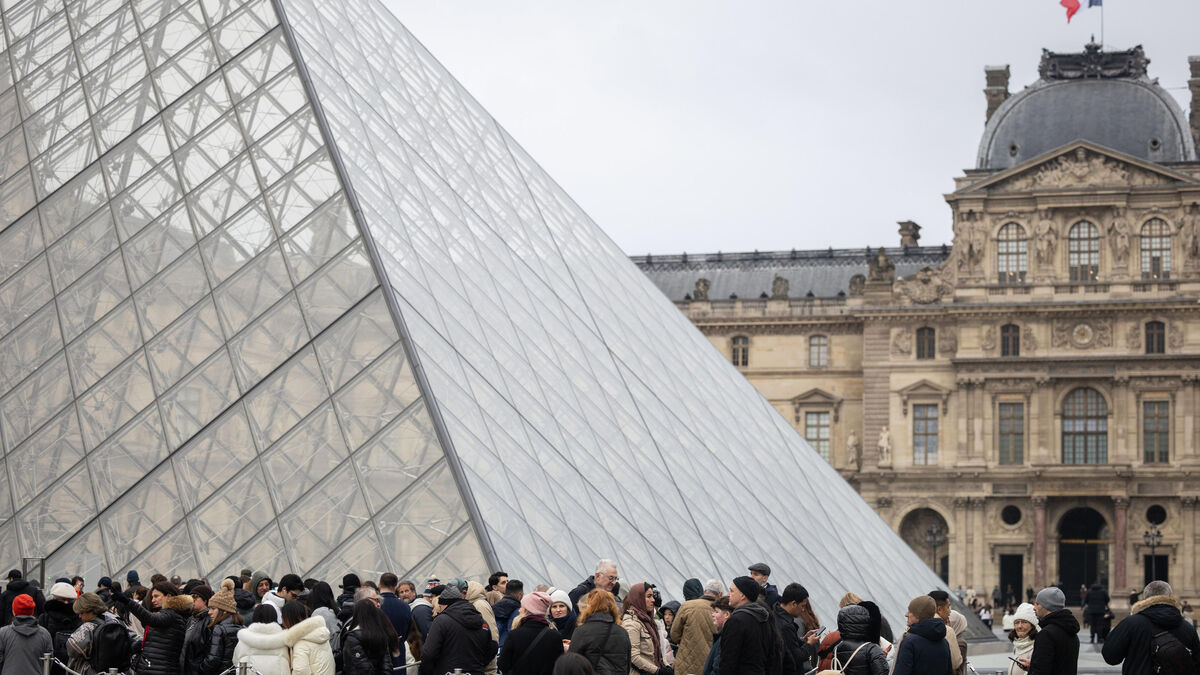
{"left": 964, "top": 628, "right": 1121, "bottom": 674}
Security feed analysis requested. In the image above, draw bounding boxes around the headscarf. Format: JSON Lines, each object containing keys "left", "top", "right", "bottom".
{"left": 626, "top": 582, "right": 663, "bottom": 668}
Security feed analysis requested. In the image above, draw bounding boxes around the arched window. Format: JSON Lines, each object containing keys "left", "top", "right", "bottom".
{"left": 1141, "top": 219, "right": 1171, "bottom": 280}
{"left": 916, "top": 327, "right": 936, "bottom": 360}
{"left": 1068, "top": 221, "right": 1100, "bottom": 281}
{"left": 1001, "top": 323, "right": 1020, "bottom": 357}
{"left": 996, "top": 223, "right": 1028, "bottom": 284}
{"left": 731, "top": 336, "right": 749, "bottom": 367}
{"left": 809, "top": 335, "right": 829, "bottom": 367}
{"left": 1145, "top": 321, "right": 1165, "bottom": 354}
{"left": 1062, "top": 388, "right": 1107, "bottom": 464}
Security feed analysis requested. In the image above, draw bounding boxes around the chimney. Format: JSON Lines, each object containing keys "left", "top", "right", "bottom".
{"left": 1190, "top": 56, "right": 1200, "bottom": 152}
{"left": 984, "top": 65, "right": 1011, "bottom": 123}
{"left": 898, "top": 220, "right": 921, "bottom": 247}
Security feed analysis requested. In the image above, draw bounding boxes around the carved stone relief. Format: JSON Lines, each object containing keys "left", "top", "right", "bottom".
{"left": 693, "top": 278, "right": 710, "bottom": 301}
{"left": 848, "top": 274, "right": 866, "bottom": 296}
{"left": 868, "top": 249, "right": 895, "bottom": 282}
{"left": 896, "top": 267, "right": 954, "bottom": 304}
{"left": 1034, "top": 210, "right": 1058, "bottom": 270}
{"left": 1126, "top": 324, "right": 1142, "bottom": 351}
{"left": 1180, "top": 204, "right": 1200, "bottom": 264}
{"left": 1001, "top": 147, "right": 1165, "bottom": 190}
{"left": 1052, "top": 319, "right": 1113, "bottom": 349}
{"left": 981, "top": 326, "right": 997, "bottom": 352}
{"left": 938, "top": 328, "right": 958, "bottom": 356}
{"left": 771, "top": 276, "right": 789, "bottom": 300}
{"left": 891, "top": 328, "right": 913, "bottom": 356}
{"left": 1170, "top": 323, "right": 1185, "bottom": 351}
{"left": 1022, "top": 326, "right": 1038, "bottom": 354}
{"left": 1108, "top": 207, "right": 1131, "bottom": 266}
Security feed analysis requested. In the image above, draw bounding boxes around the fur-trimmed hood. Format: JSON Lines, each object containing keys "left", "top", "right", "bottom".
{"left": 284, "top": 616, "right": 330, "bottom": 647}
{"left": 1133, "top": 594, "right": 1181, "bottom": 614}
{"left": 163, "top": 594, "right": 194, "bottom": 613}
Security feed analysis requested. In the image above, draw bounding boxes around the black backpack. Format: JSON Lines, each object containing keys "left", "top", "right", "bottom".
{"left": 1151, "top": 629, "right": 1193, "bottom": 675}
{"left": 90, "top": 619, "right": 134, "bottom": 673}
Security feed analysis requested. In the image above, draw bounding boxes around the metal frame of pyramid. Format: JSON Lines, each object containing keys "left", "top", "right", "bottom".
{"left": 0, "top": 0, "right": 955, "bottom": 622}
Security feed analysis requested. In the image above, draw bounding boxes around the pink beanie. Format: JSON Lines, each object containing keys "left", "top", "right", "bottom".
{"left": 521, "top": 591, "right": 552, "bottom": 616}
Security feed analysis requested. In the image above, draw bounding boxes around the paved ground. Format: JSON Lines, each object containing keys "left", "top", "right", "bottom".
{"left": 965, "top": 627, "right": 1122, "bottom": 674}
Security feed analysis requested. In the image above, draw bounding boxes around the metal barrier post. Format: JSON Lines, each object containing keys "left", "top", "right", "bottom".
{"left": 42, "top": 653, "right": 51, "bottom": 675}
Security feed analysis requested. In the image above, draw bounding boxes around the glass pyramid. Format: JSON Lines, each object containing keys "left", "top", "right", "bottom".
{"left": 0, "top": 0, "right": 951, "bottom": 621}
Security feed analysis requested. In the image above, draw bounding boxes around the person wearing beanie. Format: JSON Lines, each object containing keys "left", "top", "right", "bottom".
{"left": 1008, "top": 602, "right": 1039, "bottom": 675}
{"left": 0, "top": 571, "right": 45, "bottom": 626}
{"left": 671, "top": 579, "right": 722, "bottom": 675}
{"left": 548, "top": 588, "right": 576, "bottom": 641}
{"left": 202, "top": 579, "right": 244, "bottom": 675}
{"left": 718, "top": 577, "right": 776, "bottom": 675}
{"left": 420, "top": 582, "right": 497, "bottom": 675}
{"left": 892, "top": 595, "right": 950, "bottom": 675}
{"left": 1102, "top": 580, "right": 1200, "bottom": 675}
{"left": 39, "top": 584, "right": 82, "bottom": 675}
{"left": 0, "top": 594, "right": 52, "bottom": 675}
{"left": 681, "top": 579, "right": 704, "bottom": 603}
{"left": 498, "top": 590, "right": 562, "bottom": 675}
{"left": 1025, "top": 587, "right": 1079, "bottom": 675}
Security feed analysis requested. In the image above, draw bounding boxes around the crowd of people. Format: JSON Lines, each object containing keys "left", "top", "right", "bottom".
{"left": 0, "top": 563, "right": 1198, "bottom": 675}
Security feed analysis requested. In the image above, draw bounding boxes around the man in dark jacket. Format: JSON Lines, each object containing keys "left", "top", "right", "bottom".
{"left": 1102, "top": 580, "right": 1200, "bottom": 674}
{"left": 378, "top": 573, "right": 411, "bottom": 668}
{"left": 0, "top": 571, "right": 45, "bottom": 626}
{"left": 336, "top": 573, "right": 360, "bottom": 608}
{"left": 0, "top": 594, "right": 52, "bottom": 674}
{"left": 719, "top": 577, "right": 782, "bottom": 675}
{"left": 773, "top": 584, "right": 817, "bottom": 675}
{"left": 568, "top": 560, "right": 619, "bottom": 609}
{"left": 1084, "top": 582, "right": 1110, "bottom": 643}
{"left": 893, "top": 595, "right": 951, "bottom": 675}
{"left": 1029, "top": 587, "right": 1080, "bottom": 675}
{"left": 419, "top": 586, "right": 497, "bottom": 675}
{"left": 493, "top": 580, "right": 523, "bottom": 648}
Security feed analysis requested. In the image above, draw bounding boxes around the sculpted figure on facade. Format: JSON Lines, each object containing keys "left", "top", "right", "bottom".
{"left": 1034, "top": 211, "right": 1058, "bottom": 267}
{"left": 953, "top": 211, "right": 986, "bottom": 275}
{"left": 868, "top": 248, "right": 895, "bottom": 282}
{"left": 693, "top": 278, "right": 710, "bottom": 301}
{"left": 877, "top": 427, "right": 892, "bottom": 466}
{"left": 771, "top": 275, "right": 789, "bottom": 300}
{"left": 1181, "top": 204, "right": 1200, "bottom": 263}
{"left": 897, "top": 267, "right": 954, "bottom": 304}
{"left": 892, "top": 328, "right": 913, "bottom": 356}
{"left": 848, "top": 274, "right": 866, "bottom": 296}
{"left": 846, "top": 431, "right": 860, "bottom": 471}
{"left": 1108, "top": 207, "right": 1131, "bottom": 264}
{"left": 981, "top": 326, "right": 997, "bottom": 352}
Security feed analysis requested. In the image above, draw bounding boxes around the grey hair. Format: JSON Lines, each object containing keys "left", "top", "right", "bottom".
{"left": 1144, "top": 580, "right": 1173, "bottom": 598}
{"left": 703, "top": 579, "right": 726, "bottom": 596}
{"left": 353, "top": 586, "right": 379, "bottom": 602}
{"left": 594, "top": 559, "right": 617, "bottom": 575}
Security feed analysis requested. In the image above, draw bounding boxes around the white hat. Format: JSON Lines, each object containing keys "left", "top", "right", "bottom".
{"left": 1012, "top": 602, "right": 1039, "bottom": 628}
{"left": 49, "top": 582, "right": 77, "bottom": 602}
{"left": 550, "top": 589, "right": 572, "bottom": 611}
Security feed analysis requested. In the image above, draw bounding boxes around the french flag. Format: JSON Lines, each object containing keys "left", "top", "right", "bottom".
{"left": 1061, "top": 0, "right": 1101, "bottom": 22}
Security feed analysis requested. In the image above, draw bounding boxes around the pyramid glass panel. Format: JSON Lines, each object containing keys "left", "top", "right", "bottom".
{"left": 0, "top": 0, "right": 957, "bottom": 622}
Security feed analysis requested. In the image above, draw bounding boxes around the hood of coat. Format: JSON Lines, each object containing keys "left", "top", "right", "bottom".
{"left": 907, "top": 617, "right": 947, "bottom": 642}
{"left": 1133, "top": 594, "right": 1184, "bottom": 629}
{"left": 285, "top": 616, "right": 330, "bottom": 646}
{"left": 584, "top": 612, "right": 616, "bottom": 626}
{"left": 493, "top": 596, "right": 520, "bottom": 620}
{"left": 1038, "top": 609, "right": 1080, "bottom": 634}
{"left": 43, "top": 599, "right": 76, "bottom": 618}
{"left": 162, "top": 594, "right": 194, "bottom": 613}
{"left": 10, "top": 615, "right": 41, "bottom": 636}
{"left": 466, "top": 580, "right": 486, "bottom": 603}
{"left": 836, "top": 604, "right": 871, "bottom": 640}
{"left": 441, "top": 597, "right": 485, "bottom": 630}
{"left": 411, "top": 597, "right": 432, "bottom": 610}
{"left": 261, "top": 589, "right": 286, "bottom": 609}
{"left": 233, "top": 588, "right": 256, "bottom": 610}
{"left": 238, "top": 621, "right": 288, "bottom": 650}
{"left": 732, "top": 601, "right": 770, "bottom": 624}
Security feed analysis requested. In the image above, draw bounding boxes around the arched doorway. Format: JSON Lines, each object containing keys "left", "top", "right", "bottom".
{"left": 1058, "top": 507, "right": 1109, "bottom": 605}
{"left": 900, "top": 508, "right": 950, "bottom": 583}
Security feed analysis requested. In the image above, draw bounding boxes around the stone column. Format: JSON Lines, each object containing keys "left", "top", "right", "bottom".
{"left": 1033, "top": 496, "right": 1048, "bottom": 587}
{"left": 1113, "top": 496, "right": 1129, "bottom": 592}
{"left": 1183, "top": 496, "right": 1197, "bottom": 599}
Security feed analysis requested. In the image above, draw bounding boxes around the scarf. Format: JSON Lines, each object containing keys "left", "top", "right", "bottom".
{"left": 626, "top": 583, "right": 663, "bottom": 669}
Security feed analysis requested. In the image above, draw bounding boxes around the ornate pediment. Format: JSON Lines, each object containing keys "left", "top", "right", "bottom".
{"left": 792, "top": 388, "right": 843, "bottom": 422}
{"left": 897, "top": 379, "right": 952, "bottom": 415}
{"left": 963, "top": 142, "right": 1196, "bottom": 194}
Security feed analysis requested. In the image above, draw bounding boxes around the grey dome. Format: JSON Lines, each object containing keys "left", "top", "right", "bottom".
{"left": 978, "top": 58, "right": 1196, "bottom": 169}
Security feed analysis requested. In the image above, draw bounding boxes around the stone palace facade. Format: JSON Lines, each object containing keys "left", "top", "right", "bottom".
{"left": 636, "top": 44, "right": 1200, "bottom": 607}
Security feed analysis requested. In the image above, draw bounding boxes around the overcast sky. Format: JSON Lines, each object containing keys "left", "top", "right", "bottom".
{"left": 385, "top": 1, "right": 1200, "bottom": 255}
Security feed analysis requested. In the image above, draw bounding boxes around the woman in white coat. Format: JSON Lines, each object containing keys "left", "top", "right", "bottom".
{"left": 233, "top": 605, "right": 292, "bottom": 675}
{"left": 1008, "top": 602, "right": 1039, "bottom": 675}
{"left": 283, "top": 601, "right": 336, "bottom": 675}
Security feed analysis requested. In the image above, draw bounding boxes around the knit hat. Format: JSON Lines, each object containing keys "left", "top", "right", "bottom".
{"left": 49, "top": 582, "right": 77, "bottom": 602}
{"left": 1012, "top": 602, "right": 1039, "bottom": 628}
{"left": 5, "top": 570, "right": 19, "bottom": 580}
{"left": 682, "top": 578, "right": 703, "bottom": 601}
{"left": 210, "top": 579, "right": 238, "bottom": 614}
{"left": 191, "top": 585, "right": 214, "bottom": 604}
{"left": 12, "top": 594, "right": 35, "bottom": 616}
{"left": 447, "top": 577, "right": 469, "bottom": 593}
{"left": 521, "top": 591, "right": 552, "bottom": 616}
{"left": 341, "top": 573, "right": 360, "bottom": 589}
{"left": 732, "top": 576, "right": 761, "bottom": 602}
{"left": 549, "top": 589, "right": 573, "bottom": 611}
{"left": 126, "top": 570, "right": 139, "bottom": 584}
{"left": 908, "top": 595, "right": 937, "bottom": 621}
{"left": 73, "top": 593, "right": 108, "bottom": 617}
{"left": 439, "top": 585, "right": 463, "bottom": 605}
{"left": 1035, "top": 587, "right": 1065, "bottom": 612}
